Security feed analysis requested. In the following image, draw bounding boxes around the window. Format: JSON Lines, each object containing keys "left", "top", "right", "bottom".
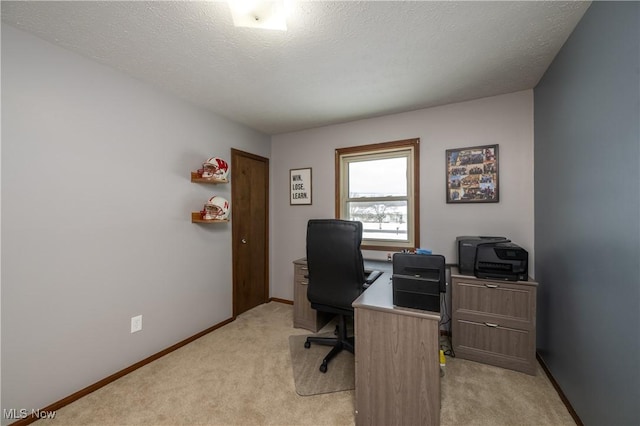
{"left": 335, "top": 138, "right": 419, "bottom": 251}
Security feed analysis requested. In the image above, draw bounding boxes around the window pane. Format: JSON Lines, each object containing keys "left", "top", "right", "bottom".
{"left": 348, "top": 157, "right": 407, "bottom": 197}
{"left": 346, "top": 200, "right": 408, "bottom": 241}
{"left": 336, "top": 138, "right": 418, "bottom": 250}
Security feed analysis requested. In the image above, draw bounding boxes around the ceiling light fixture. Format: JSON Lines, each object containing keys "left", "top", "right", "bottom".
{"left": 228, "top": 0, "right": 290, "bottom": 31}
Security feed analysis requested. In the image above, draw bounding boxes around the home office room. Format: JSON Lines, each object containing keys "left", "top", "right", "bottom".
{"left": 2, "top": 2, "right": 638, "bottom": 426}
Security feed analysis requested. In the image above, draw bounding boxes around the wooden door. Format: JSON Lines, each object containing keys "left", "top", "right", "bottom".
{"left": 231, "top": 149, "right": 269, "bottom": 317}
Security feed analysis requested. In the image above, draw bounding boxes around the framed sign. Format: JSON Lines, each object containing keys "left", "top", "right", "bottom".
{"left": 446, "top": 144, "right": 499, "bottom": 203}
{"left": 290, "top": 168, "right": 312, "bottom": 205}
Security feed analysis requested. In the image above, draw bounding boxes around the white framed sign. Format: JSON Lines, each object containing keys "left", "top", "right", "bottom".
{"left": 290, "top": 168, "right": 312, "bottom": 205}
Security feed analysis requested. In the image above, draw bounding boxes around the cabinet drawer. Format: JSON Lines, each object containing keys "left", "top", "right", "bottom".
{"left": 293, "top": 259, "right": 331, "bottom": 332}
{"left": 454, "top": 280, "right": 534, "bottom": 323}
{"left": 294, "top": 264, "right": 308, "bottom": 280}
{"left": 453, "top": 318, "right": 536, "bottom": 375}
{"left": 454, "top": 319, "right": 531, "bottom": 359}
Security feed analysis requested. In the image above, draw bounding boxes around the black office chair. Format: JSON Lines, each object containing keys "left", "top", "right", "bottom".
{"left": 304, "top": 219, "right": 374, "bottom": 373}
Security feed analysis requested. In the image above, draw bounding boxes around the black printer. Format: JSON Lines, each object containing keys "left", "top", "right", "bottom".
{"left": 474, "top": 242, "right": 528, "bottom": 281}
{"left": 392, "top": 253, "right": 445, "bottom": 312}
{"left": 456, "top": 236, "right": 508, "bottom": 275}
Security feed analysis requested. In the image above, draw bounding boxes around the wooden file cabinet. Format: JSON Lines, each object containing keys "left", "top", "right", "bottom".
{"left": 292, "top": 258, "right": 332, "bottom": 332}
{"left": 451, "top": 268, "right": 538, "bottom": 375}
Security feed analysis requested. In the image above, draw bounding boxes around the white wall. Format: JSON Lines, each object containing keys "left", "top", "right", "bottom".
{"left": 1, "top": 25, "right": 270, "bottom": 416}
{"left": 270, "top": 90, "right": 534, "bottom": 300}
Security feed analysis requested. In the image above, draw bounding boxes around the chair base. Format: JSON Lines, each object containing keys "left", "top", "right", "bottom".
{"left": 304, "top": 314, "right": 354, "bottom": 373}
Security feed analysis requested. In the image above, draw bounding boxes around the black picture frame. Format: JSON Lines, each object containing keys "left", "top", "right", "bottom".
{"left": 446, "top": 144, "right": 499, "bottom": 203}
{"left": 290, "top": 167, "right": 312, "bottom": 205}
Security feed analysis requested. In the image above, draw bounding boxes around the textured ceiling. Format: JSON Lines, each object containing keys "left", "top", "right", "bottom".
{"left": 1, "top": 1, "right": 591, "bottom": 135}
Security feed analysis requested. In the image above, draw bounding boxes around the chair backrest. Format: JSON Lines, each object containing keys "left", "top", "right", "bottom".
{"left": 306, "top": 219, "right": 366, "bottom": 313}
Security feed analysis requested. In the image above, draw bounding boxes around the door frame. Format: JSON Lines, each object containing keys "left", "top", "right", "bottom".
{"left": 231, "top": 148, "right": 270, "bottom": 318}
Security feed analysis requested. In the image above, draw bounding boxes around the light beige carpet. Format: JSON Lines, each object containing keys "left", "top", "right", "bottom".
{"left": 39, "top": 302, "right": 576, "bottom": 426}
{"left": 440, "top": 355, "right": 575, "bottom": 425}
{"left": 288, "top": 332, "right": 355, "bottom": 396}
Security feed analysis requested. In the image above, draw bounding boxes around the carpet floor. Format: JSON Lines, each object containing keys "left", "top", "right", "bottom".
{"left": 40, "top": 301, "right": 575, "bottom": 426}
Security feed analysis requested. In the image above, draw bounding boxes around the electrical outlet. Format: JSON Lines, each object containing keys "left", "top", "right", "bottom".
{"left": 131, "top": 315, "right": 142, "bottom": 333}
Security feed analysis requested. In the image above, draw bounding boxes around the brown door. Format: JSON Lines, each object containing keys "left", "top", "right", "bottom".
{"left": 231, "top": 148, "right": 269, "bottom": 317}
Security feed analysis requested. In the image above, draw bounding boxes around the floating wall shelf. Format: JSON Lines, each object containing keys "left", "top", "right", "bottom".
{"left": 191, "top": 212, "right": 229, "bottom": 224}
{"left": 190, "top": 172, "right": 229, "bottom": 184}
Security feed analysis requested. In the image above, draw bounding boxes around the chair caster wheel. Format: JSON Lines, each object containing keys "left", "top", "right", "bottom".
{"left": 304, "top": 341, "right": 311, "bottom": 349}
{"left": 319, "top": 363, "right": 328, "bottom": 373}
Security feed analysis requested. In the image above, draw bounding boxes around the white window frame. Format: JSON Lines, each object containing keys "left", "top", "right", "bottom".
{"left": 335, "top": 138, "right": 420, "bottom": 251}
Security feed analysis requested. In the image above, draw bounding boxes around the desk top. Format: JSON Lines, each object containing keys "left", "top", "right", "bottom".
{"left": 363, "top": 259, "right": 393, "bottom": 274}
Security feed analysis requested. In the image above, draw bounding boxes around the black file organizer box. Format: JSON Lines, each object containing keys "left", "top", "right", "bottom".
{"left": 392, "top": 253, "right": 445, "bottom": 313}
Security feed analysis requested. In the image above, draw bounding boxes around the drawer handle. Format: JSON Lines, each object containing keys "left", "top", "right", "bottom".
{"left": 484, "top": 322, "right": 499, "bottom": 328}
{"left": 301, "top": 280, "right": 308, "bottom": 285}
{"left": 301, "top": 266, "right": 308, "bottom": 271}
{"left": 484, "top": 284, "right": 499, "bottom": 289}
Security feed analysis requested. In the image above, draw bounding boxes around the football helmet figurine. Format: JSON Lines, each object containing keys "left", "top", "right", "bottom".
{"left": 201, "top": 157, "right": 229, "bottom": 181}
{"left": 202, "top": 196, "right": 230, "bottom": 220}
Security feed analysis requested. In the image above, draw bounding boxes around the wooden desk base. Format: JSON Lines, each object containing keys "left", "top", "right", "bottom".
{"left": 354, "top": 307, "right": 440, "bottom": 426}
{"left": 353, "top": 271, "right": 440, "bottom": 426}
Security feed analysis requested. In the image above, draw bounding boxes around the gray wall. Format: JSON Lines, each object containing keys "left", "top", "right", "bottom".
{"left": 1, "top": 25, "right": 270, "bottom": 417}
{"left": 534, "top": 2, "right": 639, "bottom": 425}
